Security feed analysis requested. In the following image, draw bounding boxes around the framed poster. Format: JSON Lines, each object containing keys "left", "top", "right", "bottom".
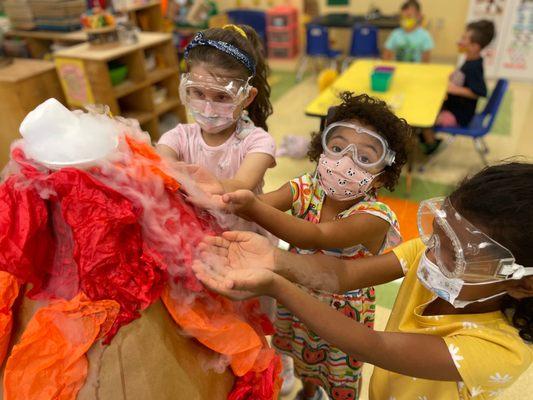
{"left": 496, "top": 0, "right": 533, "bottom": 79}
{"left": 55, "top": 58, "right": 94, "bottom": 107}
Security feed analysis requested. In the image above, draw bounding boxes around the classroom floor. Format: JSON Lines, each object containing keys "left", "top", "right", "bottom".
{"left": 266, "top": 61, "right": 533, "bottom": 400}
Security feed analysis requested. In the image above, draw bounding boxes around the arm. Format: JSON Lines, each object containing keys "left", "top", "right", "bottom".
{"left": 220, "top": 153, "right": 274, "bottom": 193}
{"left": 382, "top": 49, "right": 394, "bottom": 60}
{"left": 273, "top": 245, "right": 403, "bottom": 293}
{"left": 383, "top": 30, "right": 397, "bottom": 61}
{"left": 267, "top": 275, "right": 461, "bottom": 381}
{"left": 192, "top": 248, "right": 460, "bottom": 381}
{"left": 257, "top": 182, "right": 293, "bottom": 212}
{"left": 196, "top": 231, "right": 404, "bottom": 293}
{"left": 421, "top": 31, "right": 434, "bottom": 63}
{"left": 156, "top": 144, "right": 181, "bottom": 161}
{"left": 225, "top": 192, "right": 389, "bottom": 251}
{"left": 447, "top": 83, "right": 479, "bottom": 99}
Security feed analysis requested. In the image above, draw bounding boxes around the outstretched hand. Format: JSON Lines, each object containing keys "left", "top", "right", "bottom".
{"left": 192, "top": 231, "right": 278, "bottom": 300}
{"left": 221, "top": 190, "right": 257, "bottom": 216}
{"left": 178, "top": 163, "right": 225, "bottom": 195}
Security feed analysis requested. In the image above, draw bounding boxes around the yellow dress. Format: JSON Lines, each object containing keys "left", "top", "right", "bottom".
{"left": 370, "top": 239, "right": 532, "bottom": 400}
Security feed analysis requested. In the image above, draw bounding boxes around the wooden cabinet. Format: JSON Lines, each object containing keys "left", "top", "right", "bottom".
{"left": 0, "top": 58, "right": 65, "bottom": 167}
{"left": 54, "top": 32, "right": 186, "bottom": 141}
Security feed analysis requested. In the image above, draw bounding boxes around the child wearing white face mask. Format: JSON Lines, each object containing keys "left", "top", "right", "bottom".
{"left": 157, "top": 25, "right": 276, "bottom": 196}
{"left": 217, "top": 92, "right": 412, "bottom": 400}
{"left": 194, "top": 162, "right": 533, "bottom": 400}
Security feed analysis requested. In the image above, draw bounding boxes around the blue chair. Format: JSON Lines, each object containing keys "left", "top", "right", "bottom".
{"left": 226, "top": 9, "right": 267, "bottom": 46}
{"left": 342, "top": 24, "right": 380, "bottom": 70}
{"left": 296, "top": 24, "right": 341, "bottom": 81}
{"left": 434, "top": 79, "right": 509, "bottom": 165}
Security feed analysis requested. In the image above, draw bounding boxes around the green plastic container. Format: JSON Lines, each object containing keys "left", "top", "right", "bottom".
{"left": 109, "top": 65, "right": 128, "bottom": 86}
{"left": 371, "top": 71, "right": 393, "bottom": 92}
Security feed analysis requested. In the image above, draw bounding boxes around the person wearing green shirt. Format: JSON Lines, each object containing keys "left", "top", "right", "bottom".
{"left": 383, "top": 0, "right": 434, "bottom": 63}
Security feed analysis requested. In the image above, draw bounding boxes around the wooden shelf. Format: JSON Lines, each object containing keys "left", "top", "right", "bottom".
{"left": 155, "top": 97, "right": 180, "bottom": 115}
{"left": 115, "top": 0, "right": 161, "bottom": 12}
{"left": 55, "top": 32, "right": 186, "bottom": 140}
{"left": 115, "top": 0, "right": 163, "bottom": 32}
{"left": 147, "top": 67, "right": 179, "bottom": 84}
{"left": 54, "top": 32, "right": 172, "bottom": 61}
{"left": 122, "top": 110, "right": 154, "bottom": 124}
{"left": 5, "top": 29, "right": 87, "bottom": 58}
{"left": 6, "top": 29, "right": 87, "bottom": 42}
{"left": 113, "top": 79, "right": 148, "bottom": 98}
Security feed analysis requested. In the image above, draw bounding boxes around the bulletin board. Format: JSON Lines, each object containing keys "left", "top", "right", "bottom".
{"left": 466, "top": 0, "right": 533, "bottom": 81}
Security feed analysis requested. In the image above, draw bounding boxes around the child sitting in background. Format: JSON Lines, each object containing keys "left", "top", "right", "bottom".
{"left": 422, "top": 19, "right": 495, "bottom": 154}
{"left": 383, "top": 0, "right": 434, "bottom": 63}
{"left": 157, "top": 24, "right": 276, "bottom": 196}
{"left": 219, "top": 92, "right": 412, "bottom": 400}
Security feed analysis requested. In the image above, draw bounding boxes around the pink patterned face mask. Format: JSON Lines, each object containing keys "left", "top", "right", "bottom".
{"left": 316, "top": 153, "right": 380, "bottom": 201}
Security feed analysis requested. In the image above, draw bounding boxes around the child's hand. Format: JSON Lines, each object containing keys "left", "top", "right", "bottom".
{"left": 221, "top": 190, "right": 257, "bottom": 216}
{"left": 192, "top": 232, "right": 276, "bottom": 300}
{"left": 193, "top": 259, "right": 275, "bottom": 300}
{"left": 175, "top": 163, "right": 225, "bottom": 195}
{"left": 198, "top": 231, "right": 276, "bottom": 272}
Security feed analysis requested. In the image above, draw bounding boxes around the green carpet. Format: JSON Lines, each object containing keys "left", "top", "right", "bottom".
{"left": 375, "top": 281, "right": 401, "bottom": 310}
{"left": 477, "top": 88, "right": 512, "bottom": 136}
{"left": 269, "top": 69, "right": 310, "bottom": 103}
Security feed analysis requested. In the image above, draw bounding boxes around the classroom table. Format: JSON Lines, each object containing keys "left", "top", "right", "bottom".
{"left": 310, "top": 13, "right": 399, "bottom": 29}
{"left": 306, "top": 60, "right": 454, "bottom": 128}
{"left": 305, "top": 60, "right": 455, "bottom": 192}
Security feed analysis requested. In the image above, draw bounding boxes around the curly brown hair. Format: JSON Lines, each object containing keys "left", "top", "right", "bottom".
{"left": 308, "top": 92, "right": 412, "bottom": 191}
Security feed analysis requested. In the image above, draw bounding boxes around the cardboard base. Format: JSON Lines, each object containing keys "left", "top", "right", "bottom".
{"left": 4, "top": 298, "right": 234, "bottom": 400}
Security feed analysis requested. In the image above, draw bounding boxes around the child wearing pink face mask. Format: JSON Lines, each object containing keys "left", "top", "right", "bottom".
{"left": 219, "top": 92, "right": 412, "bottom": 400}
{"left": 157, "top": 25, "right": 276, "bottom": 196}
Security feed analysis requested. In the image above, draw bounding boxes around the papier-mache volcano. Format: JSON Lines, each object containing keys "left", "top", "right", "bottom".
{"left": 0, "top": 99, "right": 281, "bottom": 400}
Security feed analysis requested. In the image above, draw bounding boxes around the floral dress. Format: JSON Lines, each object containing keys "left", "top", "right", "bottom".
{"left": 272, "top": 173, "right": 401, "bottom": 400}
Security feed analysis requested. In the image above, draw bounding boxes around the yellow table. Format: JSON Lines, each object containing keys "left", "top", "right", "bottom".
{"left": 305, "top": 60, "right": 455, "bottom": 128}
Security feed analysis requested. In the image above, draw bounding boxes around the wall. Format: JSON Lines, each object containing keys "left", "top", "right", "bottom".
{"left": 216, "top": 0, "right": 304, "bottom": 13}
{"left": 214, "top": 0, "right": 471, "bottom": 61}
{"left": 317, "top": 0, "right": 471, "bottom": 61}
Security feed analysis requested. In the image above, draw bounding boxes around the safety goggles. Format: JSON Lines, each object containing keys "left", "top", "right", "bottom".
{"left": 321, "top": 122, "right": 396, "bottom": 173}
{"left": 179, "top": 72, "right": 251, "bottom": 115}
{"left": 418, "top": 197, "right": 531, "bottom": 282}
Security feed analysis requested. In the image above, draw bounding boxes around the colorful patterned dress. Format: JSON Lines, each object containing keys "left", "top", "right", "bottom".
{"left": 272, "top": 173, "right": 401, "bottom": 400}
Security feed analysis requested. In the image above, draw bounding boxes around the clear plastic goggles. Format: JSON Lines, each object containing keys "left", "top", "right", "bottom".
{"left": 418, "top": 197, "right": 528, "bottom": 282}
{"left": 179, "top": 72, "right": 251, "bottom": 115}
{"left": 321, "top": 122, "right": 396, "bottom": 173}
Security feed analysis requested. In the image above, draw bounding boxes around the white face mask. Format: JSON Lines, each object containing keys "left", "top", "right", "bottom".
{"left": 190, "top": 109, "right": 236, "bottom": 134}
{"left": 417, "top": 251, "right": 506, "bottom": 308}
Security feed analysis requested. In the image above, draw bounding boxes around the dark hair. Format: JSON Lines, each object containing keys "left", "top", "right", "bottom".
{"left": 467, "top": 19, "right": 495, "bottom": 49}
{"left": 449, "top": 162, "right": 533, "bottom": 342}
{"left": 185, "top": 25, "right": 272, "bottom": 130}
{"left": 401, "top": 0, "right": 421, "bottom": 12}
{"left": 307, "top": 92, "right": 412, "bottom": 191}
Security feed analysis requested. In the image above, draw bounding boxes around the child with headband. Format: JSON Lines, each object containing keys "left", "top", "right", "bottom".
{"left": 157, "top": 25, "right": 276, "bottom": 198}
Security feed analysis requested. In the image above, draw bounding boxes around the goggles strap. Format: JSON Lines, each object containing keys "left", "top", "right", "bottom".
{"left": 497, "top": 263, "right": 533, "bottom": 280}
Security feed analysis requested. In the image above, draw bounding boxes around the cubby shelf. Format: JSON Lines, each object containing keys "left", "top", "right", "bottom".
{"left": 54, "top": 32, "right": 186, "bottom": 140}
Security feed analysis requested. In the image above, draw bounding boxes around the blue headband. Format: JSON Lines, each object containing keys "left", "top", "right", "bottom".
{"left": 184, "top": 32, "right": 256, "bottom": 76}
